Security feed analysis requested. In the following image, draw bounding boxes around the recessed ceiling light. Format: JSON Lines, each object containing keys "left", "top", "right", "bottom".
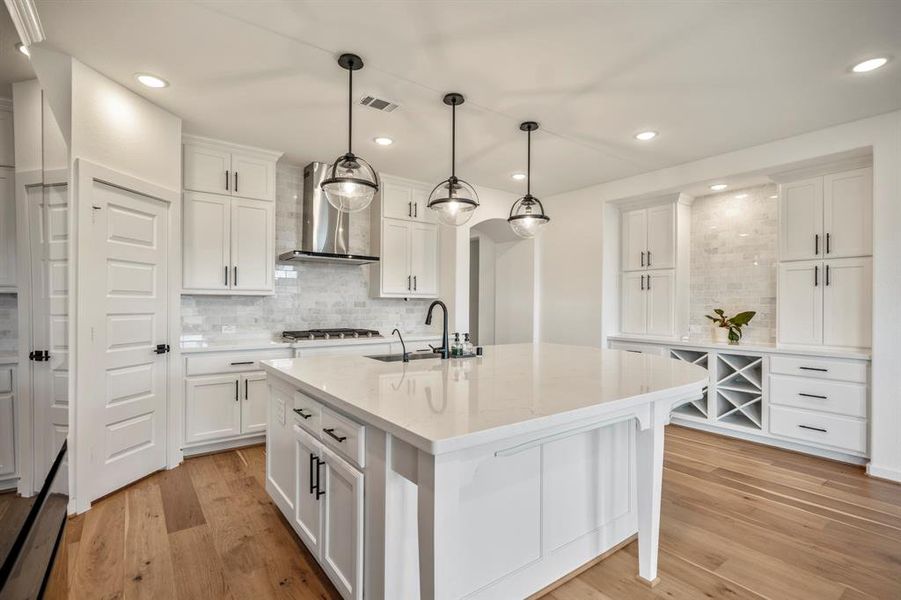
{"left": 15, "top": 43, "right": 29, "bottom": 57}
{"left": 634, "top": 130, "right": 658, "bottom": 141}
{"left": 734, "top": 193, "right": 749, "bottom": 199}
{"left": 710, "top": 183, "right": 728, "bottom": 192}
{"left": 135, "top": 73, "right": 168, "bottom": 88}
{"left": 511, "top": 172, "right": 526, "bottom": 181}
{"left": 373, "top": 137, "right": 393, "bottom": 146}
{"left": 851, "top": 57, "right": 888, "bottom": 73}
{"left": 769, "top": 194, "right": 778, "bottom": 199}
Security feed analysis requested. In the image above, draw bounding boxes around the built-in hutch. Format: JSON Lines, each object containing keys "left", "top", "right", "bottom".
{"left": 181, "top": 135, "right": 282, "bottom": 295}
{"left": 369, "top": 174, "right": 440, "bottom": 298}
{"left": 612, "top": 161, "right": 874, "bottom": 464}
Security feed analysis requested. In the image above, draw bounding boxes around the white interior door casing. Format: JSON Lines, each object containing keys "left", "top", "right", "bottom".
{"left": 241, "top": 372, "right": 268, "bottom": 434}
{"left": 823, "top": 257, "right": 872, "bottom": 348}
{"left": 778, "top": 260, "right": 823, "bottom": 346}
{"left": 645, "top": 204, "right": 675, "bottom": 270}
{"left": 183, "top": 143, "right": 231, "bottom": 196}
{"left": 621, "top": 209, "right": 647, "bottom": 271}
{"left": 185, "top": 374, "right": 241, "bottom": 444}
{"left": 823, "top": 168, "right": 872, "bottom": 259}
{"left": 89, "top": 180, "right": 169, "bottom": 500}
{"left": 780, "top": 177, "right": 824, "bottom": 261}
{"left": 410, "top": 222, "right": 439, "bottom": 296}
{"left": 230, "top": 198, "right": 274, "bottom": 292}
{"left": 183, "top": 192, "right": 230, "bottom": 291}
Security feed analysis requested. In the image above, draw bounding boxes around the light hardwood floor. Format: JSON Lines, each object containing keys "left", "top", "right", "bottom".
{"left": 54, "top": 426, "right": 901, "bottom": 599}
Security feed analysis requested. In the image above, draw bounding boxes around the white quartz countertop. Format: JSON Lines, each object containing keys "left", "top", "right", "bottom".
{"left": 262, "top": 343, "right": 708, "bottom": 455}
{"left": 179, "top": 333, "right": 441, "bottom": 354}
{"left": 608, "top": 334, "right": 871, "bottom": 360}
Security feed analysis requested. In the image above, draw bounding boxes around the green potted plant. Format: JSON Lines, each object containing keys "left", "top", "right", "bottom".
{"left": 705, "top": 308, "right": 756, "bottom": 345}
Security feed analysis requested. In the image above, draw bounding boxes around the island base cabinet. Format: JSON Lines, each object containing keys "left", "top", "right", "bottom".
{"left": 266, "top": 382, "right": 295, "bottom": 516}
{"left": 292, "top": 424, "right": 363, "bottom": 600}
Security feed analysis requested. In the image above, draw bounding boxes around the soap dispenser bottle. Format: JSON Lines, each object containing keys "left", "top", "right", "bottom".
{"left": 452, "top": 332, "right": 462, "bottom": 356}
{"left": 463, "top": 333, "right": 473, "bottom": 356}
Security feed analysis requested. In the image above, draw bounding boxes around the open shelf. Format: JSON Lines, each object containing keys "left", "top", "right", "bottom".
{"left": 670, "top": 349, "right": 710, "bottom": 420}
{"left": 714, "top": 352, "right": 763, "bottom": 430}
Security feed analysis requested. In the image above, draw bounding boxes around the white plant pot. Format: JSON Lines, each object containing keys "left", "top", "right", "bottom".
{"left": 712, "top": 327, "right": 730, "bottom": 344}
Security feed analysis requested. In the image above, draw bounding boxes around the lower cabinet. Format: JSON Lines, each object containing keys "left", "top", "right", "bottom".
{"left": 0, "top": 366, "right": 16, "bottom": 481}
{"left": 620, "top": 270, "right": 674, "bottom": 336}
{"left": 184, "top": 370, "right": 268, "bottom": 445}
{"left": 294, "top": 424, "right": 364, "bottom": 600}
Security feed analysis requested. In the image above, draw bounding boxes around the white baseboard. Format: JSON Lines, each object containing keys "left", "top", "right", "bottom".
{"left": 182, "top": 434, "right": 266, "bottom": 458}
{"left": 670, "top": 417, "right": 868, "bottom": 466}
{"left": 865, "top": 463, "right": 901, "bottom": 483}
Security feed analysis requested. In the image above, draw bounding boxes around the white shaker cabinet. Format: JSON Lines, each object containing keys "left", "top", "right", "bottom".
{"left": 183, "top": 192, "right": 274, "bottom": 295}
{"left": 621, "top": 209, "right": 647, "bottom": 271}
{"left": 370, "top": 174, "right": 440, "bottom": 298}
{"left": 294, "top": 426, "right": 323, "bottom": 551}
{"left": 267, "top": 381, "right": 295, "bottom": 516}
{"left": 620, "top": 271, "right": 673, "bottom": 336}
{"left": 184, "top": 374, "right": 242, "bottom": 444}
{"left": 0, "top": 366, "right": 15, "bottom": 481}
{"left": 0, "top": 169, "right": 15, "bottom": 292}
{"left": 621, "top": 272, "right": 647, "bottom": 334}
{"left": 621, "top": 204, "right": 674, "bottom": 271}
{"left": 184, "top": 135, "right": 279, "bottom": 202}
{"left": 778, "top": 257, "right": 870, "bottom": 349}
{"left": 779, "top": 177, "right": 823, "bottom": 261}
{"left": 241, "top": 371, "right": 269, "bottom": 435}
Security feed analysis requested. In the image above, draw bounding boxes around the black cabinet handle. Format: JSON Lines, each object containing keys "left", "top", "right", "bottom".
{"left": 245, "top": 379, "right": 248, "bottom": 400}
{"left": 826, "top": 264, "right": 831, "bottom": 286}
{"left": 647, "top": 274, "right": 651, "bottom": 290}
{"left": 323, "top": 428, "right": 347, "bottom": 443}
{"left": 225, "top": 265, "right": 229, "bottom": 286}
{"left": 234, "top": 171, "right": 238, "bottom": 193}
{"left": 814, "top": 265, "right": 818, "bottom": 286}
{"left": 225, "top": 170, "right": 229, "bottom": 191}
{"left": 414, "top": 202, "right": 418, "bottom": 218}
{"left": 826, "top": 232, "right": 831, "bottom": 254}
{"left": 309, "top": 453, "right": 317, "bottom": 494}
{"left": 647, "top": 250, "right": 652, "bottom": 266}
{"left": 315, "top": 457, "right": 325, "bottom": 499}
{"left": 640, "top": 251, "right": 645, "bottom": 267}
{"left": 799, "top": 424, "right": 827, "bottom": 433}
{"left": 230, "top": 361, "right": 253, "bottom": 366}
{"left": 799, "top": 392, "right": 828, "bottom": 400}
{"left": 408, "top": 201, "right": 412, "bottom": 217}
{"left": 234, "top": 380, "right": 239, "bottom": 402}
{"left": 234, "top": 266, "right": 238, "bottom": 287}
{"left": 815, "top": 233, "right": 819, "bottom": 255}
{"left": 640, "top": 275, "right": 644, "bottom": 290}
{"left": 799, "top": 366, "right": 828, "bottom": 372}
{"left": 407, "top": 275, "right": 411, "bottom": 291}
{"left": 293, "top": 408, "right": 312, "bottom": 420}
{"left": 413, "top": 275, "right": 417, "bottom": 291}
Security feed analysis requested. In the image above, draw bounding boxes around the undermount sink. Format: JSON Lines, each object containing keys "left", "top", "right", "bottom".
{"left": 366, "top": 352, "right": 440, "bottom": 362}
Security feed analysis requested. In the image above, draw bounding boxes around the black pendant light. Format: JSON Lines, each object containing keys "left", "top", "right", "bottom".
{"left": 320, "top": 53, "right": 379, "bottom": 213}
{"left": 428, "top": 93, "right": 479, "bottom": 226}
{"left": 508, "top": 121, "right": 550, "bottom": 238}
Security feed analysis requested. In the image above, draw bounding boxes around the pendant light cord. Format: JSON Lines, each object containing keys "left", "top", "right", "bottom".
{"left": 527, "top": 128, "right": 531, "bottom": 197}
{"left": 451, "top": 103, "right": 456, "bottom": 178}
{"left": 347, "top": 67, "right": 353, "bottom": 155}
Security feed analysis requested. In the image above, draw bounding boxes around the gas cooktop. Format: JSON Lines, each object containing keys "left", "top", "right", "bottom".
{"left": 282, "top": 328, "right": 382, "bottom": 341}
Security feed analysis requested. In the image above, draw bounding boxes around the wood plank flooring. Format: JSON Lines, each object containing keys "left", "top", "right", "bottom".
{"left": 54, "top": 426, "right": 901, "bottom": 600}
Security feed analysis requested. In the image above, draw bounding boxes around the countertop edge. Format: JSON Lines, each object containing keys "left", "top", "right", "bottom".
{"left": 608, "top": 335, "right": 871, "bottom": 360}
{"left": 180, "top": 334, "right": 442, "bottom": 354}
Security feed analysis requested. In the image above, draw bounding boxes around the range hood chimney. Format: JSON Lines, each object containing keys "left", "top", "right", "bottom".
{"left": 278, "top": 162, "right": 379, "bottom": 265}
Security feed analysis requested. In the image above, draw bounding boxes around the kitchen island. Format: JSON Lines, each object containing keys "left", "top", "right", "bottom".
{"left": 261, "top": 343, "right": 707, "bottom": 600}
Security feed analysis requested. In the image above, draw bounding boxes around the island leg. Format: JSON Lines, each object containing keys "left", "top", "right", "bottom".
{"left": 417, "top": 451, "right": 437, "bottom": 600}
{"left": 635, "top": 404, "right": 666, "bottom": 587}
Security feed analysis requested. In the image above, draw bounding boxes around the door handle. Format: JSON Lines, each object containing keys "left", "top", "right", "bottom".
{"left": 408, "top": 201, "right": 412, "bottom": 217}
{"left": 234, "top": 379, "right": 239, "bottom": 402}
{"left": 407, "top": 275, "right": 411, "bottom": 291}
{"left": 825, "top": 264, "right": 830, "bottom": 286}
{"left": 225, "top": 266, "right": 229, "bottom": 286}
{"left": 233, "top": 266, "right": 238, "bottom": 287}
{"left": 315, "top": 457, "right": 325, "bottom": 499}
{"left": 413, "top": 275, "right": 417, "bottom": 291}
{"left": 323, "top": 428, "right": 347, "bottom": 443}
{"left": 640, "top": 251, "right": 645, "bottom": 267}
{"left": 826, "top": 232, "right": 830, "bottom": 254}
{"left": 815, "top": 233, "right": 819, "bottom": 255}
{"left": 814, "top": 265, "right": 818, "bottom": 287}
{"left": 647, "top": 274, "right": 651, "bottom": 290}
{"left": 647, "top": 250, "right": 652, "bottom": 266}
{"left": 414, "top": 202, "right": 418, "bottom": 218}
{"left": 245, "top": 379, "right": 248, "bottom": 400}
{"left": 640, "top": 275, "right": 644, "bottom": 290}
{"left": 153, "top": 344, "right": 170, "bottom": 355}
{"left": 234, "top": 171, "right": 238, "bottom": 193}
{"left": 225, "top": 170, "right": 230, "bottom": 191}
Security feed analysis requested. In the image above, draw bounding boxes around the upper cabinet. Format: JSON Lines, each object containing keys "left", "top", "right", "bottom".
{"left": 183, "top": 135, "right": 279, "bottom": 201}
{"left": 0, "top": 168, "right": 15, "bottom": 292}
{"left": 0, "top": 102, "right": 14, "bottom": 168}
{"left": 370, "top": 174, "right": 440, "bottom": 299}
{"left": 622, "top": 203, "right": 674, "bottom": 271}
{"left": 182, "top": 136, "right": 281, "bottom": 295}
{"left": 779, "top": 168, "right": 872, "bottom": 261}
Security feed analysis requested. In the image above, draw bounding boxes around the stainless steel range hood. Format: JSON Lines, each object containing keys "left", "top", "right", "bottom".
{"left": 278, "top": 162, "right": 379, "bottom": 265}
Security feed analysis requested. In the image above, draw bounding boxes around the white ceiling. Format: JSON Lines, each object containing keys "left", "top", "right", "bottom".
{"left": 0, "top": 8, "right": 35, "bottom": 96}
{"left": 32, "top": 0, "right": 901, "bottom": 196}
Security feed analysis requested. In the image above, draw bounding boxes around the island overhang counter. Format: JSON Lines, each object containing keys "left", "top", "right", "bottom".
{"left": 261, "top": 343, "right": 708, "bottom": 600}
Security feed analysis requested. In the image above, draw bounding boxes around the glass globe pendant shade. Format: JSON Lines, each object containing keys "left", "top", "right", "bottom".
{"left": 321, "top": 153, "right": 379, "bottom": 213}
{"left": 508, "top": 195, "right": 550, "bottom": 239}
{"left": 427, "top": 176, "right": 479, "bottom": 226}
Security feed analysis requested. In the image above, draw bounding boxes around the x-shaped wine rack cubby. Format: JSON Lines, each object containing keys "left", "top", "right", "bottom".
{"left": 715, "top": 353, "right": 763, "bottom": 429}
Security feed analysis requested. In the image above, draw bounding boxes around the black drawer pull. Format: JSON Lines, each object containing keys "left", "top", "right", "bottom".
{"left": 799, "top": 424, "right": 827, "bottom": 433}
{"left": 798, "top": 392, "right": 828, "bottom": 400}
{"left": 799, "top": 366, "right": 828, "bottom": 372}
{"left": 230, "top": 361, "right": 253, "bottom": 366}
{"left": 309, "top": 453, "right": 317, "bottom": 495}
{"left": 315, "top": 457, "right": 325, "bottom": 499}
{"left": 294, "top": 408, "right": 312, "bottom": 419}
{"left": 323, "top": 428, "right": 347, "bottom": 443}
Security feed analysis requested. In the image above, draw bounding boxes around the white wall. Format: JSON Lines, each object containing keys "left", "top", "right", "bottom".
{"left": 539, "top": 110, "right": 901, "bottom": 482}
{"left": 477, "top": 234, "right": 496, "bottom": 345}
{"left": 494, "top": 239, "right": 535, "bottom": 344}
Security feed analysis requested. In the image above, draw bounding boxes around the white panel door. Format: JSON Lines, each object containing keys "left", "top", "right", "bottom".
{"left": 381, "top": 180, "right": 414, "bottom": 221}
{"left": 231, "top": 152, "right": 275, "bottom": 201}
{"left": 645, "top": 204, "right": 675, "bottom": 269}
{"left": 381, "top": 219, "right": 412, "bottom": 295}
{"left": 29, "top": 183, "right": 70, "bottom": 488}
{"left": 646, "top": 270, "right": 675, "bottom": 336}
{"left": 0, "top": 385, "right": 15, "bottom": 477}
{"left": 294, "top": 426, "right": 323, "bottom": 553}
{"left": 823, "top": 257, "right": 871, "bottom": 349}
{"left": 183, "top": 192, "right": 230, "bottom": 291}
{"left": 0, "top": 169, "right": 15, "bottom": 290}
{"left": 230, "top": 197, "right": 274, "bottom": 293}
{"left": 621, "top": 208, "right": 647, "bottom": 271}
{"left": 620, "top": 272, "right": 647, "bottom": 334}
{"left": 780, "top": 177, "right": 823, "bottom": 261}
{"left": 240, "top": 371, "right": 268, "bottom": 434}
{"left": 184, "top": 143, "right": 232, "bottom": 195}
{"left": 90, "top": 181, "right": 169, "bottom": 500}
{"left": 410, "top": 222, "right": 439, "bottom": 297}
{"left": 320, "top": 445, "right": 363, "bottom": 600}
{"left": 778, "top": 261, "right": 823, "bottom": 346}
{"left": 824, "top": 168, "right": 872, "bottom": 259}
{"left": 185, "top": 375, "right": 241, "bottom": 444}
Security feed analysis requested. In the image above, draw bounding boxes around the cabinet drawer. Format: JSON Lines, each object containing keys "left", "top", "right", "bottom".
{"left": 320, "top": 406, "right": 365, "bottom": 469}
{"left": 769, "top": 405, "right": 867, "bottom": 454}
{"left": 0, "top": 367, "right": 12, "bottom": 394}
{"left": 770, "top": 374, "right": 866, "bottom": 418}
{"left": 185, "top": 348, "right": 292, "bottom": 376}
{"left": 293, "top": 391, "right": 322, "bottom": 436}
{"left": 769, "top": 355, "right": 867, "bottom": 383}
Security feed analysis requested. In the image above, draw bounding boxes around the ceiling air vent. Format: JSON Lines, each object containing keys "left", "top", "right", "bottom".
{"left": 360, "top": 95, "right": 399, "bottom": 112}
